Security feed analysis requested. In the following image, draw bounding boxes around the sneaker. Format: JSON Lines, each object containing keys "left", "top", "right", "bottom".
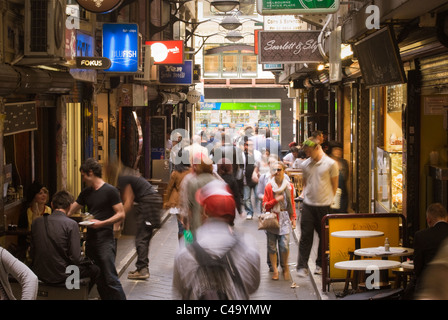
{"left": 246, "top": 215, "right": 253, "bottom": 220}
{"left": 128, "top": 268, "right": 150, "bottom": 280}
{"left": 296, "top": 268, "right": 309, "bottom": 278}
{"left": 314, "top": 266, "right": 322, "bottom": 275}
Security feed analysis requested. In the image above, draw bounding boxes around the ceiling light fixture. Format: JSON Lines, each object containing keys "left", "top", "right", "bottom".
{"left": 225, "top": 30, "right": 244, "bottom": 42}
{"left": 210, "top": 0, "right": 239, "bottom": 13}
{"left": 220, "top": 16, "right": 242, "bottom": 30}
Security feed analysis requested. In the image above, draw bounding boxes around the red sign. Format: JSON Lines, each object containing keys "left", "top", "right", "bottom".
{"left": 145, "top": 40, "right": 184, "bottom": 65}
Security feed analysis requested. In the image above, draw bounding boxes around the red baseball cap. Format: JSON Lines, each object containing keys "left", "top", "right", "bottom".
{"left": 195, "top": 180, "right": 236, "bottom": 224}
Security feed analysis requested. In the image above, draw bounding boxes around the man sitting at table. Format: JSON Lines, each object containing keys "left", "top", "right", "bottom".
{"left": 412, "top": 203, "right": 448, "bottom": 296}
{"left": 30, "top": 190, "right": 99, "bottom": 292}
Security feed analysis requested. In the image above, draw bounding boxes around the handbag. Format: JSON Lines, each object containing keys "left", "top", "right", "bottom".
{"left": 258, "top": 212, "right": 279, "bottom": 231}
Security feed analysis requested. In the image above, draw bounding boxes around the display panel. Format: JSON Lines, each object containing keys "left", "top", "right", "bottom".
{"left": 354, "top": 26, "right": 406, "bottom": 88}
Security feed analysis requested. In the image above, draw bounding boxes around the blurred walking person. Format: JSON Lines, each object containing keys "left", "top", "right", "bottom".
{"left": 173, "top": 179, "right": 260, "bottom": 299}
{"left": 296, "top": 138, "right": 339, "bottom": 277}
{"left": 105, "top": 161, "right": 163, "bottom": 280}
{"left": 217, "top": 158, "right": 242, "bottom": 216}
{"left": 164, "top": 161, "right": 191, "bottom": 239}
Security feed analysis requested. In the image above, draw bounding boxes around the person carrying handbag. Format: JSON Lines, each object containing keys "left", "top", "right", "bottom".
{"left": 262, "top": 161, "right": 296, "bottom": 281}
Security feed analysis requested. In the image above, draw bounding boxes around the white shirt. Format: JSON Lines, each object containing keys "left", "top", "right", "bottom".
{"left": 301, "top": 154, "right": 339, "bottom": 206}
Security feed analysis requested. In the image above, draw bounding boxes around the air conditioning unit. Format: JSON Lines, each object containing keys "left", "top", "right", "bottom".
{"left": 25, "top": 0, "right": 66, "bottom": 58}
{"left": 134, "top": 45, "right": 156, "bottom": 82}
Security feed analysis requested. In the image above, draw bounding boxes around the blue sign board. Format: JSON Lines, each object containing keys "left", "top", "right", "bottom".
{"left": 158, "top": 60, "right": 193, "bottom": 85}
{"left": 102, "top": 23, "right": 139, "bottom": 72}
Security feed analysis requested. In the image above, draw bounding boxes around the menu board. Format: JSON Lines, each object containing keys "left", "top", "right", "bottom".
{"left": 4, "top": 102, "right": 37, "bottom": 136}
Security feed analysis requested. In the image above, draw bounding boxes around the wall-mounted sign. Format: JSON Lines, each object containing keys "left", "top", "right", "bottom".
{"left": 193, "top": 64, "right": 201, "bottom": 82}
{"left": 102, "top": 23, "right": 139, "bottom": 73}
{"left": 4, "top": 102, "right": 37, "bottom": 136}
{"left": 258, "top": 31, "right": 322, "bottom": 64}
{"left": 257, "top": 0, "right": 339, "bottom": 15}
{"left": 76, "top": 0, "right": 123, "bottom": 14}
{"left": 145, "top": 40, "right": 184, "bottom": 65}
{"left": 262, "top": 63, "right": 284, "bottom": 71}
{"left": 76, "top": 57, "right": 111, "bottom": 69}
{"left": 158, "top": 60, "right": 193, "bottom": 85}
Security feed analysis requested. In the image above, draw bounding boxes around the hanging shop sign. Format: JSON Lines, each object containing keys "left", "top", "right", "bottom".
{"left": 76, "top": 0, "right": 123, "bottom": 14}
{"left": 258, "top": 31, "right": 322, "bottom": 64}
{"left": 102, "top": 24, "right": 139, "bottom": 73}
{"left": 76, "top": 57, "right": 111, "bottom": 69}
{"left": 145, "top": 40, "right": 184, "bottom": 65}
{"left": 158, "top": 60, "right": 193, "bottom": 85}
{"left": 257, "top": 0, "right": 339, "bottom": 15}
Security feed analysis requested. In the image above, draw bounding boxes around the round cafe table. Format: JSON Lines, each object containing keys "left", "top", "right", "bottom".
{"left": 331, "top": 230, "right": 385, "bottom": 251}
{"left": 354, "top": 247, "right": 414, "bottom": 260}
{"left": 401, "top": 260, "right": 414, "bottom": 270}
{"left": 334, "top": 259, "right": 402, "bottom": 293}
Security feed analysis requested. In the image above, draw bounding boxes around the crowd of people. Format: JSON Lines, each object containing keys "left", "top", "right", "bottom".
{"left": 1, "top": 126, "right": 447, "bottom": 301}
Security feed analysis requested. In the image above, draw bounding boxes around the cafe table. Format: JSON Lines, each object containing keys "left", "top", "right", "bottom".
{"left": 331, "top": 230, "right": 385, "bottom": 294}
{"left": 334, "top": 259, "right": 402, "bottom": 293}
{"left": 331, "top": 230, "right": 385, "bottom": 252}
{"left": 354, "top": 247, "right": 414, "bottom": 260}
{"left": 401, "top": 260, "right": 414, "bottom": 270}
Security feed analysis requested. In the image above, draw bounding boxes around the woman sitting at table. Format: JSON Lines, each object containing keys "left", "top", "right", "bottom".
{"left": 262, "top": 161, "right": 296, "bottom": 280}
{"left": 16, "top": 181, "right": 51, "bottom": 262}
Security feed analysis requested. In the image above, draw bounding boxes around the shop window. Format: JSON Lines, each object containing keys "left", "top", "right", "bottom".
{"left": 241, "top": 55, "right": 257, "bottom": 77}
{"left": 203, "top": 49, "right": 258, "bottom": 79}
{"left": 222, "top": 54, "right": 238, "bottom": 78}
{"left": 204, "top": 55, "right": 220, "bottom": 77}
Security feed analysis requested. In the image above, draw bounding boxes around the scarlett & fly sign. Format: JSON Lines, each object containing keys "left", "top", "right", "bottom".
{"left": 258, "top": 31, "right": 322, "bottom": 64}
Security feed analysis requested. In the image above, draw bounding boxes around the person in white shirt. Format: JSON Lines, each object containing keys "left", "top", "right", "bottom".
{"left": 296, "top": 138, "right": 339, "bottom": 277}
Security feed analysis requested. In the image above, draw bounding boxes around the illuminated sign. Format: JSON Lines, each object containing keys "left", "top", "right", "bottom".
{"left": 158, "top": 60, "right": 192, "bottom": 85}
{"left": 145, "top": 40, "right": 184, "bottom": 65}
{"left": 102, "top": 23, "right": 139, "bottom": 72}
{"left": 76, "top": 57, "right": 111, "bottom": 69}
{"left": 76, "top": 0, "right": 123, "bottom": 13}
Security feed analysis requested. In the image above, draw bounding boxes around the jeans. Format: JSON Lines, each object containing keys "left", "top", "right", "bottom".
{"left": 297, "top": 203, "right": 331, "bottom": 269}
{"left": 243, "top": 184, "right": 259, "bottom": 217}
{"left": 267, "top": 231, "right": 290, "bottom": 255}
{"left": 135, "top": 201, "right": 156, "bottom": 270}
{"left": 86, "top": 229, "right": 126, "bottom": 300}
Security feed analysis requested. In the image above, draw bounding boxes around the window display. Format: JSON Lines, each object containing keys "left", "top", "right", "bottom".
{"left": 194, "top": 101, "right": 281, "bottom": 141}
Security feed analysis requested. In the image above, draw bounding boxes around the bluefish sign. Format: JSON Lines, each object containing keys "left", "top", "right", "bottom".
{"left": 102, "top": 23, "right": 139, "bottom": 73}
{"left": 158, "top": 60, "right": 193, "bottom": 85}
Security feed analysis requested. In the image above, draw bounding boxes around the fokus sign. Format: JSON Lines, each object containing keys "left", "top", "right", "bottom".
{"left": 258, "top": 31, "right": 322, "bottom": 64}
{"left": 102, "top": 23, "right": 139, "bottom": 72}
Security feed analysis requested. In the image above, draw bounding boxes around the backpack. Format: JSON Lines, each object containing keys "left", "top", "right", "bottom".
{"left": 187, "top": 239, "right": 248, "bottom": 300}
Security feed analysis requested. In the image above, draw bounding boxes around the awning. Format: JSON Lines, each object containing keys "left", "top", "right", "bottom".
{"left": 0, "top": 64, "right": 74, "bottom": 97}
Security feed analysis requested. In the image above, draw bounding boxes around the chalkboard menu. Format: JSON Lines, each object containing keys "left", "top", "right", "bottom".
{"left": 354, "top": 26, "right": 406, "bottom": 88}
{"left": 4, "top": 102, "right": 38, "bottom": 136}
{"left": 150, "top": 116, "right": 166, "bottom": 159}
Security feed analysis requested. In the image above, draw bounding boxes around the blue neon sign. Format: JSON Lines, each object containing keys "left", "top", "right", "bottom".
{"left": 102, "top": 23, "right": 139, "bottom": 72}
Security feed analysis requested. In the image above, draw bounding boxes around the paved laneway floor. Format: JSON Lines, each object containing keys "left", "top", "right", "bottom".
{"left": 119, "top": 213, "right": 319, "bottom": 300}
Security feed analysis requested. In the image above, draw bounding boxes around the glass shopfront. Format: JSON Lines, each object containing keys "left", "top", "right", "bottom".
{"left": 195, "top": 100, "right": 281, "bottom": 141}
{"left": 374, "top": 84, "right": 405, "bottom": 213}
